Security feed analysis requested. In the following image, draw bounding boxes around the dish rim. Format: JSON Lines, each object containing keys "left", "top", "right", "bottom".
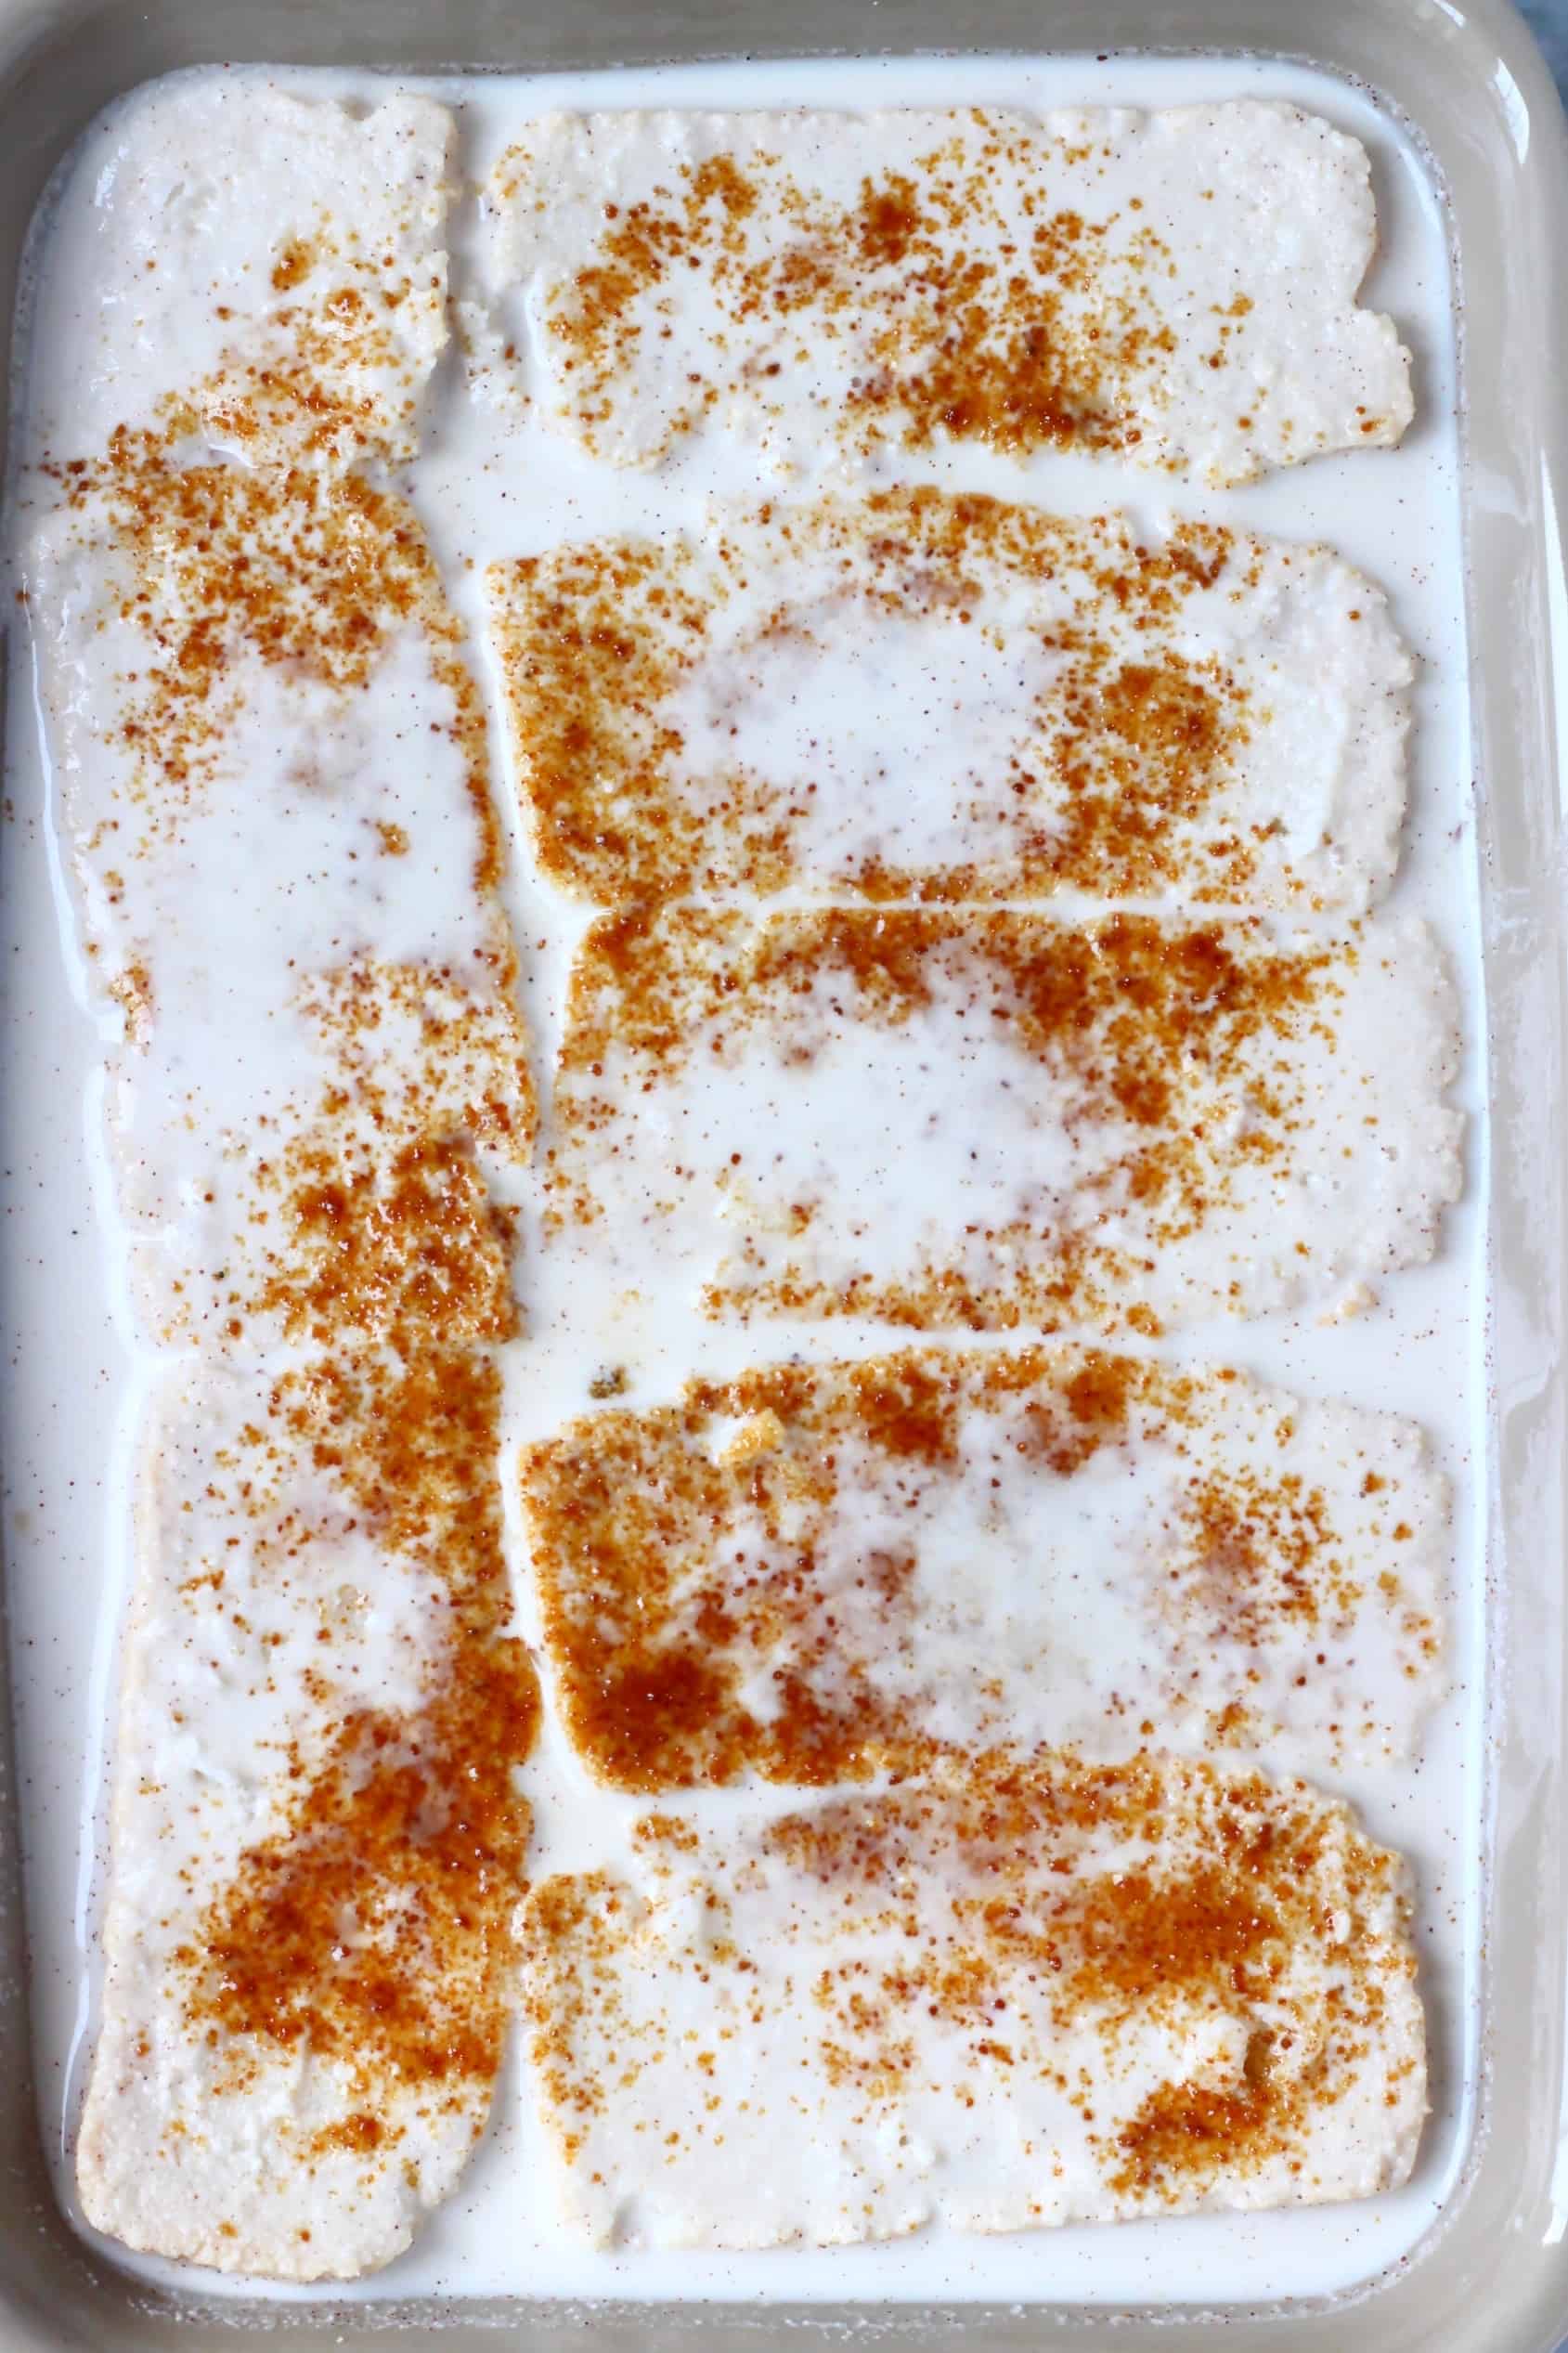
{"left": 0, "top": 1, "right": 1563, "bottom": 2345}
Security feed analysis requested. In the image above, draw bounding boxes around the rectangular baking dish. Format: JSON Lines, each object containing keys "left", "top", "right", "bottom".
{"left": 0, "top": 0, "right": 1563, "bottom": 2346}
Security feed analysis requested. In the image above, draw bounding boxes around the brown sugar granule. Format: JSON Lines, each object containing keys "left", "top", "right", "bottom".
{"left": 181, "top": 224, "right": 439, "bottom": 467}
{"left": 1108, "top": 2055, "right": 1282, "bottom": 2200}
{"left": 188, "top": 1639, "right": 538, "bottom": 2102}
{"left": 253, "top": 1134, "right": 519, "bottom": 1354}
{"left": 270, "top": 234, "right": 319, "bottom": 292}
{"left": 1174, "top": 1468, "right": 1354, "bottom": 1647}
{"left": 868, "top": 199, "right": 1174, "bottom": 456}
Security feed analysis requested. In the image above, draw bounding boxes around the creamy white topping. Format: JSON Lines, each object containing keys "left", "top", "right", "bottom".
{"left": 10, "top": 65, "right": 1463, "bottom": 2294}
{"left": 525, "top": 1759, "right": 1426, "bottom": 2248}
{"left": 480, "top": 104, "right": 1413, "bottom": 482}
{"left": 486, "top": 495, "right": 1411, "bottom": 913}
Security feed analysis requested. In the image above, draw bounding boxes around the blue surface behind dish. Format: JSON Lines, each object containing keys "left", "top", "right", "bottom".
{"left": 1519, "top": 0, "right": 1568, "bottom": 92}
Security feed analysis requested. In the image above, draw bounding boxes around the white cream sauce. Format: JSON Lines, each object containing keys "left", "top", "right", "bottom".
{"left": 0, "top": 47, "right": 1484, "bottom": 2317}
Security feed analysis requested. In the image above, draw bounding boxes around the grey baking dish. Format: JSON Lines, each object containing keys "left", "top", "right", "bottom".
{"left": 1, "top": 0, "right": 1565, "bottom": 2346}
